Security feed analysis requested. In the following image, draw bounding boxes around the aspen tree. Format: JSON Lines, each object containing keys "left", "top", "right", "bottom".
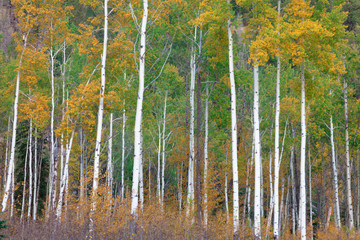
{"left": 131, "top": 0, "right": 148, "bottom": 215}
{"left": 203, "top": 85, "right": 209, "bottom": 226}
{"left": 186, "top": 26, "right": 197, "bottom": 218}
{"left": 226, "top": 0, "right": 239, "bottom": 234}
{"left": 2, "top": 33, "right": 28, "bottom": 212}
{"left": 90, "top": 0, "right": 109, "bottom": 230}
{"left": 161, "top": 92, "right": 167, "bottom": 205}
{"left": 344, "top": 79, "right": 354, "bottom": 229}
{"left": 273, "top": 1, "right": 281, "bottom": 238}
{"left": 330, "top": 115, "right": 341, "bottom": 228}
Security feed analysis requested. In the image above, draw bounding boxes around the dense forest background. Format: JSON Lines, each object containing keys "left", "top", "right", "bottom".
{"left": 0, "top": 0, "right": 359, "bottom": 239}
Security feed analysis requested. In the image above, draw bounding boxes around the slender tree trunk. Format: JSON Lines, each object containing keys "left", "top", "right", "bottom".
{"left": 107, "top": 113, "right": 113, "bottom": 191}
{"left": 227, "top": 4, "right": 239, "bottom": 235}
{"left": 290, "top": 140, "right": 297, "bottom": 234}
{"left": 131, "top": 0, "right": 148, "bottom": 216}
{"left": 48, "top": 48, "right": 58, "bottom": 213}
{"left": 56, "top": 131, "right": 75, "bottom": 218}
{"left": 33, "top": 128, "right": 38, "bottom": 221}
{"left": 27, "top": 119, "right": 33, "bottom": 218}
{"left": 253, "top": 64, "right": 262, "bottom": 239}
{"left": 204, "top": 85, "right": 209, "bottom": 227}
{"left": 20, "top": 132, "right": 29, "bottom": 221}
{"left": 344, "top": 79, "right": 354, "bottom": 229}
{"left": 195, "top": 29, "right": 203, "bottom": 226}
{"left": 187, "top": 26, "right": 197, "bottom": 218}
{"left": 121, "top": 105, "right": 126, "bottom": 201}
{"left": 299, "top": 63, "right": 307, "bottom": 240}
{"left": 248, "top": 136, "right": 255, "bottom": 225}
{"left": 80, "top": 129, "right": 84, "bottom": 204}
{"left": 161, "top": 92, "right": 167, "bottom": 205}
{"left": 157, "top": 124, "right": 161, "bottom": 204}
{"left": 242, "top": 154, "right": 251, "bottom": 227}
{"left": 225, "top": 171, "right": 230, "bottom": 224}
{"left": 2, "top": 33, "right": 28, "bottom": 212}
{"left": 60, "top": 41, "right": 66, "bottom": 199}
{"left": 279, "top": 178, "right": 285, "bottom": 234}
{"left": 265, "top": 150, "right": 273, "bottom": 240}
{"left": 273, "top": 2, "right": 281, "bottom": 238}
{"left": 326, "top": 207, "right": 332, "bottom": 229}
{"left": 90, "top": 0, "right": 108, "bottom": 229}
{"left": 10, "top": 163, "right": 14, "bottom": 219}
{"left": 3, "top": 116, "right": 11, "bottom": 189}
{"left": 330, "top": 116, "right": 341, "bottom": 228}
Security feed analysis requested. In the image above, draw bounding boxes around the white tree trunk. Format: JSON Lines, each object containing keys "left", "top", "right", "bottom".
{"left": 225, "top": 171, "right": 230, "bottom": 223}
{"left": 33, "top": 128, "right": 38, "bottom": 220}
{"left": 27, "top": 118, "right": 33, "bottom": 218}
{"left": 20, "top": 132, "right": 29, "bottom": 221}
{"left": 157, "top": 124, "right": 161, "bottom": 203}
{"left": 344, "top": 80, "right": 354, "bottom": 229}
{"left": 60, "top": 41, "right": 66, "bottom": 195}
{"left": 253, "top": 64, "right": 262, "bottom": 239}
{"left": 273, "top": 2, "right": 281, "bottom": 238}
{"left": 227, "top": 7, "right": 239, "bottom": 235}
{"left": 3, "top": 116, "right": 11, "bottom": 189}
{"left": 10, "top": 164, "right": 14, "bottom": 218}
{"left": 186, "top": 26, "right": 197, "bottom": 217}
{"left": 48, "top": 48, "right": 57, "bottom": 212}
{"left": 330, "top": 116, "right": 341, "bottom": 228}
{"left": 107, "top": 113, "right": 113, "bottom": 191}
{"left": 131, "top": 0, "right": 148, "bottom": 215}
{"left": 279, "top": 178, "right": 285, "bottom": 234}
{"left": 266, "top": 149, "right": 274, "bottom": 239}
{"left": 299, "top": 63, "right": 307, "bottom": 240}
{"left": 161, "top": 92, "right": 167, "bottom": 205}
{"left": 2, "top": 32, "right": 27, "bottom": 211}
{"left": 179, "top": 162, "right": 183, "bottom": 212}
{"left": 204, "top": 85, "right": 209, "bottom": 226}
{"left": 121, "top": 106, "right": 126, "bottom": 201}
{"left": 56, "top": 130, "right": 74, "bottom": 218}
{"left": 92, "top": 0, "right": 108, "bottom": 198}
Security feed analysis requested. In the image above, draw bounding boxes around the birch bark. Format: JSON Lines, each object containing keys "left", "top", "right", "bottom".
{"left": 344, "top": 79, "right": 354, "bottom": 229}
{"left": 2, "top": 33, "right": 28, "bottom": 211}
{"left": 186, "top": 27, "right": 197, "bottom": 217}
{"left": 253, "top": 64, "right": 262, "bottom": 239}
{"left": 273, "top": 2, "right": 281, "bottom": 238}
{"left": 161, "top": 92, "right": 167, "bottom": 205}
{"left": 299, "top": 63, "right": 307, "bottom": 240}
{"left": 107, "top": 113, "right": 113, "bottom": 191}
{"left": 121, "top": 106, "right": 126, "bottom": 201}
{"left": 330, "top": 116, "right": 341, "bottom": 228}
{"left": 204, "top": 85, "right": 209, "bottom": 226}
{"left": 27, "top": 118, "right": 33, "bottom": 217}
{"left": 227, "top": 3, "right": 239, "bottom": 234}
{"left": 131, "top": 0, "right": 148, "bottom": 215}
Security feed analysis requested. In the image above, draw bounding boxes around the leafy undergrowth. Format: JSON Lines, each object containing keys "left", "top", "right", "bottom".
{"left": 3, "top": 194, "right": 359, "bottom": 239}
{"left": 2, "top": 196, "right": 253, "bottom": 240}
